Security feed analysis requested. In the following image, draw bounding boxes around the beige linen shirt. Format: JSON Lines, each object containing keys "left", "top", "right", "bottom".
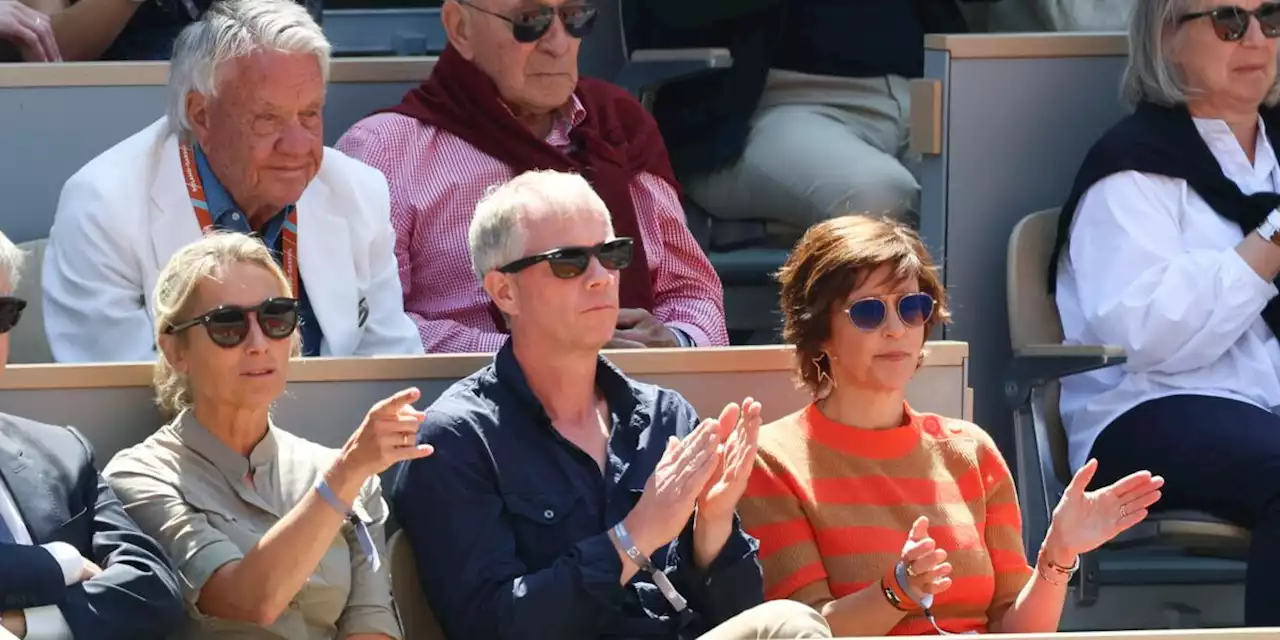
{"left": 102, "top": 410, "right": 401, "bottom": 639}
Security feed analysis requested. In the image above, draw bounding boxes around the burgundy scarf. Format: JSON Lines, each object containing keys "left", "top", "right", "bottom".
{"left": 381, "top": 45, "right": 675, "bottom": 332}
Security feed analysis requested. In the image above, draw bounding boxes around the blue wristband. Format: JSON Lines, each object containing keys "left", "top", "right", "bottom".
{"left": 315, "top": 479, "right": 381, "bottom": 573}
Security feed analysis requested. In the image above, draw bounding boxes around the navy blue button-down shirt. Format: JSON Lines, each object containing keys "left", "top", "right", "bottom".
{"left": 392, "top": 342, "right": 765, "bottom": 640}
{"left": 193, "top": 147, "right": 322, "bottom": 356}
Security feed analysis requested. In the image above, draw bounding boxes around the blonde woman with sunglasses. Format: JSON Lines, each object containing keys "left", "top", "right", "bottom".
{"left": 103, "top": 233, "right": 431, "bottom": 639}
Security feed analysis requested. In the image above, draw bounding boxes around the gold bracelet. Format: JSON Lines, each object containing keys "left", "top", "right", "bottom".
{"left": 1035, "top": 546, "right": 1079, "bottom": 587}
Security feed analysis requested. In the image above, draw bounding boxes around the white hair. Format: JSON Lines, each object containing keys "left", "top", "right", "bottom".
{"left": 0, "top": 231, "right": 22, "bottom": 291}
{"left": 467, "top": 170, "right": 613, "bottom": 279}
{"left": 1123, "top": 0, "right": 1280, "bottom": 108}
{"left": 167, "top": 0, "right": 331, "bottom": 138}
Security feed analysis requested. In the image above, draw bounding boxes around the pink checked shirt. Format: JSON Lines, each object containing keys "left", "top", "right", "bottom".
{"left": 335, "top": 96, "right": 729, "bottom": 354}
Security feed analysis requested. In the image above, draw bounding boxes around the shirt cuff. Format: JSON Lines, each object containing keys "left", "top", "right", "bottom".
{"left": 576, "top": 532, "right": 630, "bottom": 606}
{"left": 39, "top": 542, "right": 82, "bottom": 587}
{"left": 666, "top": 323, "right": 699, "bottom": 348}
{"left": 22, "top": 605, "right": 73, "bottom": 640}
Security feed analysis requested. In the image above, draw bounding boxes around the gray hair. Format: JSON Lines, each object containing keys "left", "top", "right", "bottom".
{"left": 1123, "top": 0, "right": 1280, "bottom": 108}
{"left": 467, "top": 170, "right": 613, "bottom": 279}
{"left": 0, "top": 231, "right": 22, "bottom": 291}
{"left": 167, "top": 0, "right": 331, "bottom": 138}
{"left": 153, "top": 232, "right": 300, "bottom": 418}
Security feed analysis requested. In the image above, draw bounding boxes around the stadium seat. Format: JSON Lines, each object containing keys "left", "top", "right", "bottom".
{"left": 1003, "top": 208, "right": 1250, "bottom": 607}
{"left": 389, "top": 530, "right": 446, "bottom": 640}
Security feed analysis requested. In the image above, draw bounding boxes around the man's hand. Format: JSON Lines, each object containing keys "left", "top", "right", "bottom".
{"left": 609, "top": 308, "right": 679, "bottom": 348}
{"left": 622, "top": 418, "right": 721, "bottom": 555}
{"left": 696, "top": 398, "right": 762, "bottom": 522}
{"left": 80, "top": 557, "right": 103, "bottom": 582}
{"left": 0, "top": 2, "right": 60, "bottom": 62}
{"left": 692, "top": 398, "right": 762, "bottom": 568}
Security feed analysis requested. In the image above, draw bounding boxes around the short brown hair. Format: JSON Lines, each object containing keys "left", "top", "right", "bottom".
{"left": 776, "top": 215, "right": 951, "bottom": 396}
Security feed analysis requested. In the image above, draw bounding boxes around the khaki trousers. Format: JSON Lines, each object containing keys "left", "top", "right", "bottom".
{"left": 686, "top": 69, "right": 921, "bottom": 236}
{"left": 696, "top": 600, "right": 832, "bottom": 640}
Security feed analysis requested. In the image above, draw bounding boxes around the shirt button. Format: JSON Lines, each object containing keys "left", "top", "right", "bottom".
{"left": 231, "top": 212, "right": 241, "bottom": 221}
{"left": 543, "top": 509, "right": 554, "bottom": 520}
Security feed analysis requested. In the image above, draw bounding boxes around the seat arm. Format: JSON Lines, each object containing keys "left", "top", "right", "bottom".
{"left": 613, "top": 47, "right": 733, "bottom": 96}
{"left": 1003, "top": 344, "right": 1126, "bottom": 409}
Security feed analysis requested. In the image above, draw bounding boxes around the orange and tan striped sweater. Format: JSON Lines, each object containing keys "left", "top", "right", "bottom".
{"left": 738, "top": 403, "right": 1032, "bottom": 635}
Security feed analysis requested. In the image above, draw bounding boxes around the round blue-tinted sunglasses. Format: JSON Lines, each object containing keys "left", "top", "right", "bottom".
{"left": 847, "top": 292, "right": 935, "bottom": 332}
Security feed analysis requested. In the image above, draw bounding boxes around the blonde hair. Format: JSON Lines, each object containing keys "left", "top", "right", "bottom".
{"left": 152, "top": 232, "right": 299, "bottom": 417}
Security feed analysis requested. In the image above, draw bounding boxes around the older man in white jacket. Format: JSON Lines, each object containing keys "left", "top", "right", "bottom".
{"left": 42, "top": 0, "right": 423, "bottom": 363}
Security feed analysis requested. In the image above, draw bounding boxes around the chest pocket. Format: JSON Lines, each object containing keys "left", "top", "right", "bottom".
{"left": 501, "top": 492, "right": 588, "bottom": 570}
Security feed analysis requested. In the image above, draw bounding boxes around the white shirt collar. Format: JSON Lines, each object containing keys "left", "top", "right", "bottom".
{"left": 1192, "top": 115, "right": 1278, "bottom": 186}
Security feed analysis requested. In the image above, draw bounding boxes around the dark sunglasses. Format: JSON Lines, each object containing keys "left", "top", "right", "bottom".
{"left": 0, "top": 296, "right": 25, "bottom": 334}
{"left": 164, "top": 297, "right": 300, "bottom": 348}
{"left": 846, "top": 292, "right": 935, "bottom": 332}
{"left": 497, "top": 238, "right": 634, "bottom": 279}
{"left": 458, "top": 0, "right": 598, "bottom": 44}
{"left": 1178, "top": 3, "right": 1280, "bottom": 41}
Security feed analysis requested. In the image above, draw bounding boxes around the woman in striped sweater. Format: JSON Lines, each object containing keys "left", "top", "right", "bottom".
{"left": 737, "top": 215, "right": 1164, "bottom": 636}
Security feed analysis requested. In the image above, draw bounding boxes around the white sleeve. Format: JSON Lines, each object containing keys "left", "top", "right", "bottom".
{"left": 20, "top": 543, "right": 80, "bottom": 640}
{"left": 42, "top": 176, "right": 156, "bottom": 363}
{"left": 350, "top": 166, "right": 426, "bottom": 357}
{"left": 21, "top": 606, "right": 73, "bottom": 640}
{"left": 39, "top": 542, "right": 81, "bottom": 586}
{"left": 1068, "top": 171, "right": 1278, "bottom": 374}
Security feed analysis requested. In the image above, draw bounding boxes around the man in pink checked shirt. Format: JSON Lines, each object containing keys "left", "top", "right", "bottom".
{"left": 335, "top": 0, "right": 728, "bottom": 354}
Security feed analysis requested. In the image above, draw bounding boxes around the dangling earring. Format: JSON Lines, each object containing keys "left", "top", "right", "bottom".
{"left": 813, "top": 353, "right": 836, "bottom": 389}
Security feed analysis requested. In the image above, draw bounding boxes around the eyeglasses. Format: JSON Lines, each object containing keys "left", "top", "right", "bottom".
{"left": 498, "top": 238, "right": 634, "bottom": 279}
{"left": 457, "top": 0, "right": 598, "bottom": 44}
{"left": 0, "top": 296, "right": 25, "bottom": 334}
{"left": 1178, "top": 3, "right": 1280, "bottom": 41}
{"left": 846, "top": 292, "right": 935, "bottom": 332}
{"left": 165, "top": 297, "right": 300, "bottom": 348}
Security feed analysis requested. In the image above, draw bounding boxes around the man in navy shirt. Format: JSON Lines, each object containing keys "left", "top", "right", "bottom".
{"left": 392, "top": 169, "right": 831, "bottom": 640}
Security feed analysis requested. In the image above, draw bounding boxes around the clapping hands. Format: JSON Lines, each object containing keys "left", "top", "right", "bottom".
{"left": 622, "top": 398, "right": 763, "bottom": 554}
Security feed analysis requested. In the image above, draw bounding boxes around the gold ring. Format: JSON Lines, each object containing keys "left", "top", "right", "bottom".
{"left": 1120, "top": 504, "right": 1128, "bottom": 519}
{"left": 905, "top": 563, "right": 919, "bottom": 578}
{"left": 402, "top": 434, "right": 410, "bottom": 447}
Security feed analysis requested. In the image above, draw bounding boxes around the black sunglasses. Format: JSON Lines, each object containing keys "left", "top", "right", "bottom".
{"left": 846, "top": 292, "right": 935, "bottom": 332}
{"left": 165, "top": 297, "right": 300, "bottom": 348}
{"left": 0, "top": 296, "right": 25, "bottom": 334}
{"left": 497, "top": 238, "right": 634, "bottom": 279}
{"left": 1178, "top": 3, "right": 1280, "bottom": 41}
{"left": 457, "top": 0, "right": 598, "bottom": 44}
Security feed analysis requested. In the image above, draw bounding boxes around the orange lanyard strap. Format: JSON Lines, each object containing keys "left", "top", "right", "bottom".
{"left": 178, "top": 143, "right": 299, "bottom": 296}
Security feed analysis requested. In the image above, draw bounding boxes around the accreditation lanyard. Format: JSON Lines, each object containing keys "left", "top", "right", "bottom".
{"left": 178, "top": 143, "right": 299, "bottom": 296}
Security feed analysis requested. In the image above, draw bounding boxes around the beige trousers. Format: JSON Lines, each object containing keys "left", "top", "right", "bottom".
{"left": 686, "top": 69, "right": 921, "bottom": 236}
{"left": 696, "top": 600, "right": 832, "bottom": 640}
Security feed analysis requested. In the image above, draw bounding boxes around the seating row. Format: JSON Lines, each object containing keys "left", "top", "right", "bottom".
{"left": 0, "top": 0, "right": 784, "bottom": 349}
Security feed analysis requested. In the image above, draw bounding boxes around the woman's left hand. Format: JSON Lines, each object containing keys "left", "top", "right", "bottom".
{"left": 1043, "top": 458, "right": 1165, "bottom": 561}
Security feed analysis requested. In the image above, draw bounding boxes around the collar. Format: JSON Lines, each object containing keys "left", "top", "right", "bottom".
{"left": 499, "top": 93, "right": 587, "bottom": 139}
{"left": 801, "top": 401, "right": 922, "bottom": 460}
{"left": 193, "top": 145, "right": 243, "bottom": 221}
{"left": 172, "top": 409, "right": 280, "bottom": 484}
{"left": 563, "top": 93, "right": 587, "bottom": 129}
{"left": 1192, "top": 115, "right": 1279, "bottom": 186}
{"left": 493, "top": 339, "right": 640, "bottom": 430}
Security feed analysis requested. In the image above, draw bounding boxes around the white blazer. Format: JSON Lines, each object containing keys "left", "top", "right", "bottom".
{"left": 43, "top": 117, "right": 425, "bottom": 363}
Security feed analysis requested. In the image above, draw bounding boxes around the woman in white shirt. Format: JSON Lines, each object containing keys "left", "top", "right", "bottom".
{"left": 1051, "top": 0, "right": 1280, "bottom": 626}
